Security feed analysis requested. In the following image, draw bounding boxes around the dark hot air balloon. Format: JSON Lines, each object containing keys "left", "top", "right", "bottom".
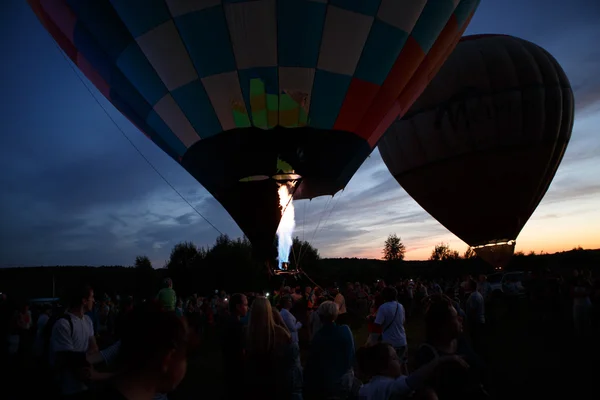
{"left": 378, "top": 34, "right": 574, "bottom": 267}
{"left": 29, "top": 0, "right": 480, "bottom": 260}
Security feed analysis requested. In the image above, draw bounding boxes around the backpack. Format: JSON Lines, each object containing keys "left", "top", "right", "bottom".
{"left": 42, "top": 313, "right": 73, "bottom": 363}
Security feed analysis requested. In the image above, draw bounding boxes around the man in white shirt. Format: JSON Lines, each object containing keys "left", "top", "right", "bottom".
{"left": 279, "top": 296, "right": 302, "bottom": 344}
{"left": 50, "top": 284, "right": 98, "bottom": 398}
{"left": 374, "top": 287, "right": 408, "bottom": 373}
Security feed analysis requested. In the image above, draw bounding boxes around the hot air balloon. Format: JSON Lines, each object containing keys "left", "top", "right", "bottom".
{"left": 378, "top": 34, "right": 574, "bottom": 267}
{"left": 29, "top": 0, "right": 479, "bottom": 261}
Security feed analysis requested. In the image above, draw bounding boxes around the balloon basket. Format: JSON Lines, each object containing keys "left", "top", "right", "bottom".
{"left": 272, "top": 269, "right": 301, "bottom": 276}
{"left": 267, "top": 261, "right": 299, "bottom": 277}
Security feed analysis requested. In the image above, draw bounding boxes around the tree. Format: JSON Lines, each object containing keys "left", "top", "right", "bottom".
{"left": 291, "top": 237, "right": 320, "bottom": 272}
{"left": 167, "top": 241, "right": 200, "bottom": 270}
{"left": 133, "top": 255, "right": 156, "bottom": 299}
{"left": 463, "top": 247, "right": 477, "bottom": 259}
{"left": 166, "top": 242, "right": 201, "bottom": 295}
{"left": 430, "top": 242, "right": 460, "bottom": 261}
{"left": 203, "top": 235, "right": 267, "bottom": 293}
{"left": 134, "top": 255, "right": 153, "bottom": 270}
{"left": 383, "top": 234, "right": 406, "bottom": 261}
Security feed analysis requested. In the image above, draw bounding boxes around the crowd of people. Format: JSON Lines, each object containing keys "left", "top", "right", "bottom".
{"left": 0, "top": 268, "right": 598, "bottom": 400}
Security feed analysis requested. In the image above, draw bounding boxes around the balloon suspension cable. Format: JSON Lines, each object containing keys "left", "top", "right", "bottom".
{"left": 297, "top": 188, "right": 345, "bottom": 266}
{"left": 294, "top": 196, "right": 330, "bottom": 265}
{"left": 299, "top": 269, "right": 329, "bottom": 299}
{"left": 295, "top": 146, "right": 377, "bottom": 266}
{"left": 53, "top": 44, "right": 224, "bottom": 236}
{"left": 302, "top": 201, "right": 307, "bottom": 242}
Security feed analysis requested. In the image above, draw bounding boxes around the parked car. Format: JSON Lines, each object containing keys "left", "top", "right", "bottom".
{"left": 488, "top": 272, "right": 504, "bottom": 294}
{"left": 29, "top": 297, "right": 61, "bottom": 305}
{"left": 487, "top": 271, "right": 526, "bottom": 297}
{"left": 501, "top": 271, "right": 526, "bottom": 297}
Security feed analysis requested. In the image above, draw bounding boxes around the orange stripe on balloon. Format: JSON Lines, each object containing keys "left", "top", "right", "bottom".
{"left": 40, "top": 0, "right": 77, "bottom": 44}
{"left": 355, "top": 36, "right": 425, "bottom": 141}
{"left": 333, "top": 78, "right": 380, "bottom": 137}
{"left": 369, "top": 13, "right": 475, "bottom": 148}
{"left": 427, "top": 11, "right": 477, "bottom": 85}
{"left": 397, "top": 15, "right": 460, "bottom": 118}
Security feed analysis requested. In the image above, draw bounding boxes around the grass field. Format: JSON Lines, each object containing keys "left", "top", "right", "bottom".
{"left": 171, "top": 299, "right": 596, "bottom": 399}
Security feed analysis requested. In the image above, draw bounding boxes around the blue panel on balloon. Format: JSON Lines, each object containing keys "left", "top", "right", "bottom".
{"left": 67, "top": 0, "right": 133, "bottom": 61}
{"left": 112, "top": 93, "right": 179, "bottom": 161}
{"left": 110, "top": 71, "right": 153, "bottom": 121}
{"left": 309, "top": 70, "right": 352, "bottom": 129}
{"left": 172, "top": 80, "right": 223, "bottom": 139}
{"left": 277, "top": 0, "right": 327, "bottom": 68}
{"left": 109, "top": 0, "right": 172, "bottom": 38}
{"left": 354, "top": 20, "right": 409, "bottom": 85}
{"left": 116, "top": 42, "right": 168, "bottom": 106}
{"left": 411, "top": 0, "right": 456, "bottom": 53}
{"left": 454, "top": 0, "right": 479, "bottom": 27}
{"left": 329, "top": 0, "right": 381, "bottom": 16}
{"left": 174, "top": 7, "right": 237, "bottom": 78}
{"left": 146, "top": 110, "right": 187, "bottom": 157}
{"left": 72, "top": 23, "right": 116, "bottom": 84}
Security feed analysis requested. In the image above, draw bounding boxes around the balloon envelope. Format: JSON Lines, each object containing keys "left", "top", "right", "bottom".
{"left": 378, "top": 34, "right": 574, "bottom": 265}
{"left": 29, "top": 0, "right": 479, "bottom": 259}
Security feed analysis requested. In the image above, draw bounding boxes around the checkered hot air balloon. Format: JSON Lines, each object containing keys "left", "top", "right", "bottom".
{"left": 29, "top": 0, "right": 480, "bottom": 260}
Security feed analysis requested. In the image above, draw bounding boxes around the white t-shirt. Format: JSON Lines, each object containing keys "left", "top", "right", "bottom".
{"left": 50, "top": 312, "right": 94, "bottom": 395}
{"left": 466, "top": 291, "right": 485, "bottom": 324}
{"left": 358, "top": 375, "right": 412, "bottom": 400}
{"left": 375, "top": 301, "right": 407, "bottom": 348}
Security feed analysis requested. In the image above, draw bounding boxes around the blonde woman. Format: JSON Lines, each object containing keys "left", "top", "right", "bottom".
{"left": 245, "top": 297, "right": 303, "bottom": 399}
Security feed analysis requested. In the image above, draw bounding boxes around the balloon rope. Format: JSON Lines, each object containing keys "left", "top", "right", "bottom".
{"left": 300, "top": 270, "right": 333, "bottom": 301}
{"left": 53, "top": 45, "right": 224, "bottom": 236}
{"left": 316, "top": 189, "right": 345, "bottom": 241}
{"left": 296, "top": 196, "right": 332, "bottom": 264}
{"left": 298, "top": 188, "right": 345, "bottom": 266}
{"left": 302, "top": 201, "right": 307, "bottom": 243}
{"left": 291, "top": 239, "right": 298, "bottom": 267}
{"left": 291, "top": 200, "right": 308, "bottom": 266}
{"left": 298, "top": 150, "right": 374, "bottom": 265}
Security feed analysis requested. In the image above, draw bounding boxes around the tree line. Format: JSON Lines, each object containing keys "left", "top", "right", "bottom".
{"left": 1, "top": 234, "right": 598, "bottom": 303}
{"left": 383, "top": 233, "right": 475, "bottom": 262}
